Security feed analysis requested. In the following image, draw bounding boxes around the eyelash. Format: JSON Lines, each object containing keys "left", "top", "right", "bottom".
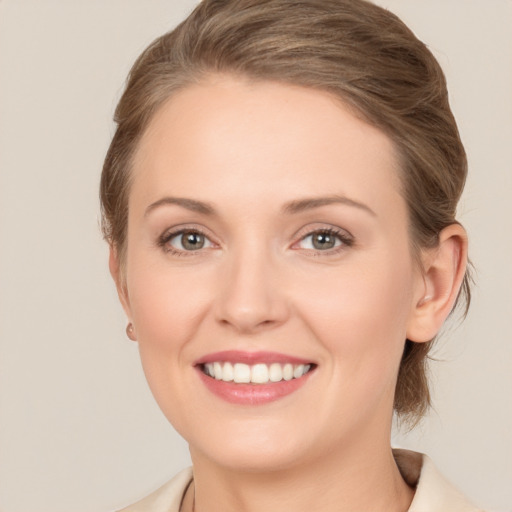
{"left": 295, "top": 227, "right": 354, "bottom": 256}
{"left": 157, "top": 226, "right": 354, "bottom": 257}
{"left": 157, "top": 226, "right": 212, "bottom": 257}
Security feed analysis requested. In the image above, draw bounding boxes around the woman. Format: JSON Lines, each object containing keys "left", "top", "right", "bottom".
{"left": 100, "top": 0, "right": 480, "bottom": 510}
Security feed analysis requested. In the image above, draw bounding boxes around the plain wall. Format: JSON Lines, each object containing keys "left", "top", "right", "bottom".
{"left": 0, "top": 1, "right": 510, "bottom": 511}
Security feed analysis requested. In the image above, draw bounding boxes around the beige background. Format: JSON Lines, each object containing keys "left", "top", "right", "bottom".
{"left": 0, "top": 1, "right": 510, "bottom": 511}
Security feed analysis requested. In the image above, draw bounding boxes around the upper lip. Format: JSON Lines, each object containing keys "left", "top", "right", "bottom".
{"left": 194, "top": 350, "right": 315, "bottom": 366}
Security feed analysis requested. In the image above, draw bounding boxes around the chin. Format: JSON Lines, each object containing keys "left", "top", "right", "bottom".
{"left": 186, "top": 418, "right": 316, "bottom": 473}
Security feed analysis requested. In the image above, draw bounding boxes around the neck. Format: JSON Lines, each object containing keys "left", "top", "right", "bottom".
{"left": 187, "top": 438, "right": 414, "bottom": 512}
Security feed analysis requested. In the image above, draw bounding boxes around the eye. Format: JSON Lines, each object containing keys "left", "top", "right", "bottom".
{"left": 159, "top": 228, "right": 214, "bottom": 255}
{"left": 296, "top": 228, "right": 353, "bottom": 253}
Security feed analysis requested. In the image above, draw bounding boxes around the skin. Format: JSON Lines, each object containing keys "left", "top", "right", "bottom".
{"left": 110, "top": 75, "right": 467, "bottom": 512}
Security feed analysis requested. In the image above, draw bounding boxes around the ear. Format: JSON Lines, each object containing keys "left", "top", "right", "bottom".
{"left": 406, "top": 224, "right": 468, "bottom": 343}
{"left": 109, "top": 245, "right": 133, "bottom": 322}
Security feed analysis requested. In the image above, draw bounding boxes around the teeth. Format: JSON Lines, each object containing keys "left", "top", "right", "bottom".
{"left": 251, "top": 363, "right": 269, "bottom": 383}
{"left": 221, "top": 362, "right": 234, "bottom": 382}
{"left": 293, "top": 364, "right": 304, "bottom": 378}
{"left": 202, "top": 362, "right": 313, "bottom": 384}
{"left": 269, "top": 363, "right": 282, "bottom": 382}
{"left": 233, "top": 363, "right": 251, "bottom": 383}
{"left": 283, "top": 363, "right": 294, "bottom": 381}
{"left": 213, "top": 362, "right": 223, "bottom": 380}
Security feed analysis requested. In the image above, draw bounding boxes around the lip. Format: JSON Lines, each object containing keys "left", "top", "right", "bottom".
{"left": 194, "top": 351, "right": 316, "bottom": 405}
{"left": 194, "top": 350, "right": 314, "bottom": 366}
{"left": 196, "top": 367, "right": 314, "bottom": 405}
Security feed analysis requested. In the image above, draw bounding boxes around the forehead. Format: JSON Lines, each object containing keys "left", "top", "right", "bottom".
{"left": 131, "top": 76, "right": 404, "bottom": 219}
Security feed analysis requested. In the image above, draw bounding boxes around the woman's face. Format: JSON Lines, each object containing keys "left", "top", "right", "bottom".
{"left": 117, "top": 76, "right": 426, "bottom": 472}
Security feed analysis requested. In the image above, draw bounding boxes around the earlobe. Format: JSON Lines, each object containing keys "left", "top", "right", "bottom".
{"left": 406, "top": 224, "right": 468, "bottom": 343}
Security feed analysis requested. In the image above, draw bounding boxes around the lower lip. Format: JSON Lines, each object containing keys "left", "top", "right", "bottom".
{"left": 196, "top": 367, "right": 313, "bottom": 405}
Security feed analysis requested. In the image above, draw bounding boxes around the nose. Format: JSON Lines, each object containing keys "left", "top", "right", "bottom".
{"left": 214, "top": 244, "right": 290, "bottom": 334}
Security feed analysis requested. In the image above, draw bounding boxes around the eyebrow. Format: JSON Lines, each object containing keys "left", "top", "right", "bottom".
{"left": 281, "top": 195, "right": 376, "bottom": 217}
{"left": 145, "top": 197, "right": 216, "bottom": 217}
{"left": 144, "top": 194, "right": 376, "bottom": 217}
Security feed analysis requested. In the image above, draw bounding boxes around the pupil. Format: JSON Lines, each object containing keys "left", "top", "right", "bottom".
{"left": 183, "top": 232, "right": 204, "bottom": 250}
{"left": 313, "top": 232, "right": 335, "bottom": 250}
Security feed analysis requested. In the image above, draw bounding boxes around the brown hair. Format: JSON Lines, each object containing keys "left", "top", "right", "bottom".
{"left": 100, "top": 0, "right": 471, "bottom": 422}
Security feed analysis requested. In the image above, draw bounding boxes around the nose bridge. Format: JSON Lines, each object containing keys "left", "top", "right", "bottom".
{"left": 215, "top": 236, "right": 288, "bottom": 333}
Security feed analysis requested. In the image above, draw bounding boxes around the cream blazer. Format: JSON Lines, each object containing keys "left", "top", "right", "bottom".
{"left": 117, "top": 449, "right": 484, "bottom": 512}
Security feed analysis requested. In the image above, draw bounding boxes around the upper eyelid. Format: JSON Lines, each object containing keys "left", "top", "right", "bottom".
{"left": 160, "top": 225, "right": 215, "bottom": 242}
{"left": 293, "top": 223, "right": 353, "bottom": 241}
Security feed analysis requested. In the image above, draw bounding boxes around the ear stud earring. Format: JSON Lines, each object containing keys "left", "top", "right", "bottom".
{"left": 126, "top": 322, "right": 137, "bottom": 341}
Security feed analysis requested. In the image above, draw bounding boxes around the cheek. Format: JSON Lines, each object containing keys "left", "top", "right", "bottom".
{"left": 126, "top": 261, "right": 213, "bottom": 431}
{"left": 125, "top": 257, "right": 213, "bottom": 394}
{"left": 298, "top": 251, "right": 415, "bottom": 381}
{"left": 127, "top": 255, "right": 209, "bottom": 341}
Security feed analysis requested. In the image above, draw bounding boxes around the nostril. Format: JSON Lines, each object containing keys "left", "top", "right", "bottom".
{"left": 213, "top": 263, "right": 290, "bottom": 332}
{"left": 216, "top": 308, "right": 285, "bottom": 333}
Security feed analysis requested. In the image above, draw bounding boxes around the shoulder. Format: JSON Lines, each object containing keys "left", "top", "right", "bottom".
{"left": 393, "top": 449, "right": 485, "bottom": 512}
{"left": 117, "top": 467, "right": 193, "bottom": 512}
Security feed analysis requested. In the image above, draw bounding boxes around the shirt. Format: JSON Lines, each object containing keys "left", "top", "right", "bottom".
{"left": 117, "top": 449, "right": 484, "bottom": 512}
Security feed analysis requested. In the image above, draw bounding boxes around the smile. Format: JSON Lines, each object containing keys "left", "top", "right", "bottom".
{"left": 201, "top": 362, "right": 313, "bottom": 384}
{"left": 195, "top": 351, "right": 317, "bottom": 405}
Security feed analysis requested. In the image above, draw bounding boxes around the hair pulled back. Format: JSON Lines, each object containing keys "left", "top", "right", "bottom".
{"left": 100, "top": 0, "right": 470, "bottom": 422}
